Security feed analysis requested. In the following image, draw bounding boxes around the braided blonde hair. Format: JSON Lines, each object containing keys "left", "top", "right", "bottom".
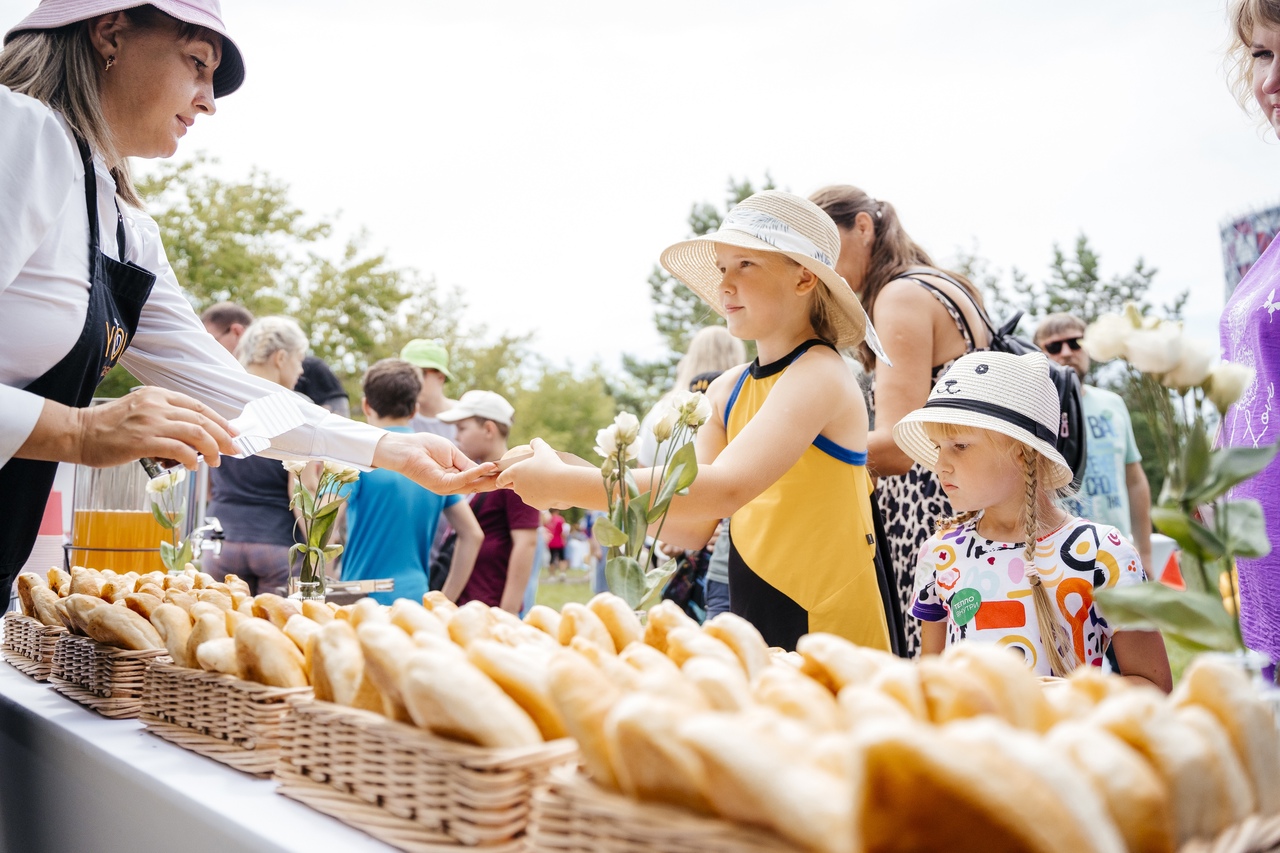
{"left": 1022, "top": 446, "right": 1078, "bottom": 677}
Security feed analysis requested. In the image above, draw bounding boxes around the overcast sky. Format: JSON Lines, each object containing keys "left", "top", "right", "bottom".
{"left": 4, "top": 0, "right": 1274, "bottom": 370}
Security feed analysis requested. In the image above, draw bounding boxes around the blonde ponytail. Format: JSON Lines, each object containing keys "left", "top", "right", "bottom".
{"left": 1022, "top": 448, "right": 1078, "bottom": 677}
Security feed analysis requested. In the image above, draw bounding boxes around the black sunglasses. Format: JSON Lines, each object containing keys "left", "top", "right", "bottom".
{"left": 1043, "top": 337, "right": 1082, "bottom": 355}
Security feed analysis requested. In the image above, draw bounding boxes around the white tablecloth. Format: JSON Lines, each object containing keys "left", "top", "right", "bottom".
{"left": 0, "top": 659, "right": 393, "bottom": 852}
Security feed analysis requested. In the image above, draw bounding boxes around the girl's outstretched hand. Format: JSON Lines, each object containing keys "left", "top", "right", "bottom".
{"left": 497, "top": 437, "right": 572, "bottom": 509}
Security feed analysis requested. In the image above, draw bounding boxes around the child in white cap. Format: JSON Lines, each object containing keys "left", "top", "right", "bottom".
{"left": 502, "top": 190, "right": 892, "bottom": 652}
{"left": 894, "top": 351, "right": 1171, "bottom": 687}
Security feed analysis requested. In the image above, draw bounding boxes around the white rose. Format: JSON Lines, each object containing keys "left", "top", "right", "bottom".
{"left": 613, "top": 412, "right": 641, "bottom": 447}
{"left": 281, "top": 460, "right": 307, "bottom": 475}
{"left": 594, "top": 425, "right": 619, "bottom": 460}
{"left": 1206, "top": 362, "right": 1255, "bottom": 414}
{"left": 1162, "top": 337, "right": 1216, "bottom": 389}
{"left": 651, "top": 404, "right": 679, "bottom": 444}
{"left": 1124, "top": 324, "right": 1183, "bottom": 374}
{"left": 1081, "top": 313, "right": 1130, "bottom": 362}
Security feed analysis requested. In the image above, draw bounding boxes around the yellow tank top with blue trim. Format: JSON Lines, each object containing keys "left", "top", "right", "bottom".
{"left": 725, "top": 340, "right": 891, "bottom": 652}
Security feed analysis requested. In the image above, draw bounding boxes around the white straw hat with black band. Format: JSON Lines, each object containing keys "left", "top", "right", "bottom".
{"left": 892, "top": 351, "right": 1074, "bottom": 490}
{"left": 659, "top": 190, "right": 889, "bottom": 361}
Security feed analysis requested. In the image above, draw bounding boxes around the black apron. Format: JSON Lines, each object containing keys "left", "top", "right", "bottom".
{"left": 0, "top": 140, "right": 157, "bottom": 609}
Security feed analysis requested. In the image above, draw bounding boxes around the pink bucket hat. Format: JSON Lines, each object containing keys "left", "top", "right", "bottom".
{"left": 5, "top": 0, "right": 245, "bottom": 98}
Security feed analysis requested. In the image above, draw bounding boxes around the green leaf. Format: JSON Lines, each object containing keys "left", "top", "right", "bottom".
{"left": 1222, "top": 499, "right": 1272, "bottom": 559}
{"left": 297, "top": 486, "right": 314, "bottom": 519}
{"left": 151, "top": 501, "right": 176, "bottom": 531}
{"left": 288, "top": 543, "right": 305, "bottom": 562}
{"left": 624, "top": 470, "right": 640, "bottom": 501}
{"left": 309, "top": 511, "right": 339, "bottom": 551}
{"left": 605, "top": 556, "right": 646, "bottom": 609}
{"left": 665, "top": 440, "right": 699, "bottom": 494}
{"left": 626, "top": 502, "right": 648, "bottom": 558}
{"left": 593, "top": 516, "right": 629, "bottom": 548}
{"left": 1151, "top": 507, "right": 1225, "bottom": 562}
{"left": 174, "top": 540, "right": 194, "bottom": 569}
{"left": 322, "top": 543, "right": 344, "bottom": 559}
{"left": 159, "top": 540, "right": 176, "bottom": 571}
{"left": 1182, "top": 424, "right": 1211, "bottom": 498}
{"left": 1094, "top": 585, "right": 1240, "bottom": 652}
{"left": 636, "top": 563, "right": 679, "bottom": 611}
{"left": 314, "top": 497, "right": 344, "bottom": 519}
{"left": 1177, "top": 549, "right": 1211, "bottom": 594}
{"left": 646, "top": 474, "right": 678, "bottom": 524}
{"left": 1187, "top": 442, "right": 1280, "bottom": 505}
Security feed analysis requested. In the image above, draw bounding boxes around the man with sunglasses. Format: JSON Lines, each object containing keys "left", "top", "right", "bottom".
{"left": 1035, "top": 313, "right": 1153, "bottom": 572}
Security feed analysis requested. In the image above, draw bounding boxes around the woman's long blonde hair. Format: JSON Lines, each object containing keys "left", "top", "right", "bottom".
{"left": 0, "top": 7, "right": 209, "bottom": 207}
{"left": 929, "top": 423, "right": 1080, "bottom": 677}
{"left": 236, "top": 316, "right": 308, "bottom": 368}
{"left": 1227, "top": 0, "right": 1280, "bottom": 115}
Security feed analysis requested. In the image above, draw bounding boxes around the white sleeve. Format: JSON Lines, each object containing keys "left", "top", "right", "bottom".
{"left": 0, "top": 386, "right": 46, "bottom": 469}
{"left": 0, "top": 88, "right": 82, "bottom": 464}
{"left": 117, "top": 214, "right": 383, "bottom": 467}
{"left": 0, "top": 86, "right": 80, "bottom": 297}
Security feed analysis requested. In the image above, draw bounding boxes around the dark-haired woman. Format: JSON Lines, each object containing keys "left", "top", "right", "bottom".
{"left": 0, "top": 1, "right": 490, "bottom": 610}
{"left": 811, "top": 185, "right": 990, "bottom": 656}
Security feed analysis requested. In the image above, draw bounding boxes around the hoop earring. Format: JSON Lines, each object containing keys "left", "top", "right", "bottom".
{"left": 104, "top": 55, "right": 116, "bottom": 71}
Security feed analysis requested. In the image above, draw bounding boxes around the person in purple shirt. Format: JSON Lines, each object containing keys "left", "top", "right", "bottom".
{"left": 1221, "top": 0, "right": 1280, "bottom": 672}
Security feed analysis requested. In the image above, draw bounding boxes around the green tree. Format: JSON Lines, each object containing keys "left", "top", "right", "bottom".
{"left": 954, "top": 234, "right": 1191, "bottom": 500}
{"left": 137, "top": 154, "right": 327, "bottom": 316}
{"left": 622, "top": 174, "right": 773, "bottom": 413}
{"left": 510, "top": 363, "right": 617, "bottom": 464}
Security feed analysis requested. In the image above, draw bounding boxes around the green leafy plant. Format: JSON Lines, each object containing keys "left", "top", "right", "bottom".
{"left": 284, "top": 460, "right": 359, "bottom": 599}
{"left": 591, "top": 392, "right": 712, "bottom": 610}
{"left": 147, "top": 468, "right": 193, "bottom": 573}
{"left": 1088, "top": 305, "right": 1277, "bottom": 655}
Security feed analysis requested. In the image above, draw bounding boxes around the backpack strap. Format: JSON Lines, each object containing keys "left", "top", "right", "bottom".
{"left": 887, "top": 267, "right": 982, "bottom": 350}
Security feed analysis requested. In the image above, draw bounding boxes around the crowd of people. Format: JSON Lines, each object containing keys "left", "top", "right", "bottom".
{"left": 0, "top": 0, "right": 1277, "bottom": 684}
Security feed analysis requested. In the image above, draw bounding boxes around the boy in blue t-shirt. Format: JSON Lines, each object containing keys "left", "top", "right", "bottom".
{"left": 341, "top": 359, "right": 482, "bottom": 605}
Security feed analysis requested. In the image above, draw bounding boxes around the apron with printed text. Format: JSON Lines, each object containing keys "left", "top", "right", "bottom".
{"left": 0, "top": 140, "right": 157, "bottom": 609}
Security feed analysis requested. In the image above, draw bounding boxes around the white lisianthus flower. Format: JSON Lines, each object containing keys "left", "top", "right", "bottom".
{"left": 1206, "top": 362, "right": 1255, "bottom": 414}
{"left": 281, "top": 460, "right": 307, "bottom": 475}
{"left": 1124, "top": 324, "right": 1183, "bottom": 374}
{"left": 322, "top": 460, "right": 343, "bottom": 477}
{"left": 682, "top": 392, "right": 713, "bottom": 429}
{"left": 1081, "top": 313, "right": 1130, "bottom": 362}
{"left": 335, "top": 466, "right": 360, "bottom": 484}
{"left": 595, "top": 425, "right": 620, "bottom": 460}
{"left": 1162, "top": 337, "right": 1216, "bottom": 390}
{"left": 146, "top": 468, "right": 186, "bottom": 494}
{"left": 613, "top": 412, "right": 641, "bottom": 447}
{"left": 652, "top": 404, "right": 679, "bottom": 444}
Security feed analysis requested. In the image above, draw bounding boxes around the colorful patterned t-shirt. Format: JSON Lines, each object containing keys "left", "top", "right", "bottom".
{"left": 911, "top": 515, "right": 1145, "bottom": 675}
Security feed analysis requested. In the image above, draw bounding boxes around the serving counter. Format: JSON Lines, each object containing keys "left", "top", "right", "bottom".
{"left": 0, "top": 657, "right": 391, "bottom": 853}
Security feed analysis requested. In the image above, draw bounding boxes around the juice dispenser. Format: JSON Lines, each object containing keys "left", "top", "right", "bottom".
{"left": 68, "top": 457, "right": 196, "bottom": 574}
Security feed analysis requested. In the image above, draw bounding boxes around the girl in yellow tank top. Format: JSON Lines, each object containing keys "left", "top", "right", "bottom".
{"left": 500, "top": 191, "right": 892, "bottom": 652}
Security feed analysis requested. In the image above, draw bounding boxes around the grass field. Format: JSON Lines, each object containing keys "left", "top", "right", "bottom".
{"left": 533, "top": 568, "right": 594, "bottom": 611}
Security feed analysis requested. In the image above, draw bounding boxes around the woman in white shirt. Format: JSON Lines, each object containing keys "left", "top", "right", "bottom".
{"left": 0, "top": 0, "right": 492, "bottom": 608}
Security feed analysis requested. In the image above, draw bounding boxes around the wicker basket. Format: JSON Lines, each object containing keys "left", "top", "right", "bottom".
{"left": 49, "top": 633, "right": 168, "bottom": 718}
{"left": 275, "top": 697, "right": 578, "bottom": 852}
{"left": 2, "top": 611, "right": 66, "bottom": 681}
{"left": 530, "top": 766, "right": 1280, "bottom": 853}
{"left": 528, "top": 766, "right": 800, "bottom": 853}
{"left": 141, "top": 661, "right": 311, "bottom": 776}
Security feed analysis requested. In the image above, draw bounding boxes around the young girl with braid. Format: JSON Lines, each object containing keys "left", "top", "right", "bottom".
{"left": 896, "top": 351, "right": 1171, "bottom": 688}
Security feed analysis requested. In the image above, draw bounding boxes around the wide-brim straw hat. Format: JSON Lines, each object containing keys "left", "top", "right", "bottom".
{"left": 5, "top": 0, "right": 245, "bottom": 98}
{"left": 659, "top": 190, "right": 888, "bottom": 360}
{"left": 893, "top": 351, "right": 1074, "bottom": 490}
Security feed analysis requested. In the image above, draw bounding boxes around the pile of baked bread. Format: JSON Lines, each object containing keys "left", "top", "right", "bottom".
{"left": 14, "top": 570, "right": 1279, "bottom": 853}
{"left": 539, "top": 600, "right": 1279, "bottom": 853}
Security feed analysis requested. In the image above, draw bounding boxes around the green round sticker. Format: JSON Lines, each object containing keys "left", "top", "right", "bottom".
{"left": 950, "top": 587, "right": 982, "bottom": 627}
